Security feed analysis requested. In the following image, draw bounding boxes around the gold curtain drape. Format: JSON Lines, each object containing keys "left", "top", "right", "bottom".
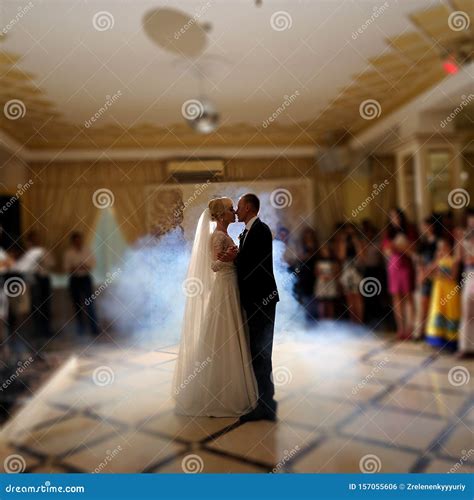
{"left": 370, "top": 155, "right": 397, "bottom": 229}
{"left": 314, "top": 171, "right": 346, "bottom": 240}
{"left": 21, "top": 156, "right": 396, "bottom": 268}
{"left": 23, "top": 183, "right": 99, "bottom": 271}
{"left": 112, "top": 185, "right": 154, "bottom": 244}
{"left": 22, "top": 158, "right": 318, "bottom": 261}
{"left": 22, "top": 160, "right": 167, "bottom": 270}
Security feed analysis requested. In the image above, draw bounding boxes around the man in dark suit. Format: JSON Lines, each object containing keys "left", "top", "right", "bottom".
{"left": 219, "top": 193, "right": 279, "bottom": 422}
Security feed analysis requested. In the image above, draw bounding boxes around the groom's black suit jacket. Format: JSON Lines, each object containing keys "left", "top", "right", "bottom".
{"left": 235, "top": 218, "right": 279, "bottom": 310}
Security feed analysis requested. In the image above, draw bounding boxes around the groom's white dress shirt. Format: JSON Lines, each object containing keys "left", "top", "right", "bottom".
{"left": 241, "top": 215, "right": 258, "bottom": 247}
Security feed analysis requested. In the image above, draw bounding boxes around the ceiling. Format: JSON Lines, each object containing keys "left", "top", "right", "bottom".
{"left": 0, "top": 0, "right": 473, "bottom": 156}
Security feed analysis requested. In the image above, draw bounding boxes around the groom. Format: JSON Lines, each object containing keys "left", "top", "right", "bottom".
{"left": 219, "top": 193, "right": 279, "bottom": 422}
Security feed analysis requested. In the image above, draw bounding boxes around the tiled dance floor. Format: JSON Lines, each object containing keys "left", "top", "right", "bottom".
{"left": 0, "top": 333, "right": 472, "bottom": 473}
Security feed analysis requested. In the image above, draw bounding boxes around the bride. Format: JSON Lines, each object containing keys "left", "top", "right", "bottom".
{"left": 172, "top": 197, "right": 258, "bottom": 417}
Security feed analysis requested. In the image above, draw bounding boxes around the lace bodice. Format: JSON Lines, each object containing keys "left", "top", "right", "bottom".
{"left": 211, "top": 231, "right": 237, "bottom": 273}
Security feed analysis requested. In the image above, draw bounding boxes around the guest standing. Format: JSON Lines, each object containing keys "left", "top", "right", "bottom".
{"left": 314, "top": 243, "right": 339, "bottom": 319}
{"left": 425, "top": 239, "right": 460, "bottom": 351}
{"left": 295, "top": 227, "right": 319, "bottom": 320}
{"left": 413, "top": 217, "right": 438, "bottom": 340}
{"left": 63, "top": 232, "right": 100, "bottom": 336}
{"left": 15, "top": 231, "right": 54, "bottom": 337}
{"left": 440, "top": 211, "right": 456, "bottom": 245}
{"left": 4, "top": 245, "right": 31, "bottom": 356}
{"left": 338, "top": 226, "right": 363, "bottom": 324}
{"left": 358, "top": 221, "right": 385, "bottom": 325}
{"left": 382, "top": 208, "right": 417, "bottom": 339}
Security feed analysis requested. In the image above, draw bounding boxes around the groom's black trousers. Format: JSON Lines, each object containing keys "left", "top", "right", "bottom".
{"left": 244, "top": 302, "right": 277, "bottom": 412}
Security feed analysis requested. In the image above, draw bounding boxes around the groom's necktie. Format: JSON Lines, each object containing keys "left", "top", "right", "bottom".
{"left": 239, "top": 228, "right": 248, "bottom": 249}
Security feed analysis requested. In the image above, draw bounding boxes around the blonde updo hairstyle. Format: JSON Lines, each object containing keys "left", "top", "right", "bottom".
{"left": 208, "top": 197, "right": 232, "bottom": 222}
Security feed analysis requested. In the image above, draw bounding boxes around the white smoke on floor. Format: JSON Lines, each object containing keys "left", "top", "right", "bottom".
{"left": 99, "top": 229, "right": 190, "bottom": 347}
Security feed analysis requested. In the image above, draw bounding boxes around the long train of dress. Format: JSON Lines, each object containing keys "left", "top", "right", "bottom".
{"left": 174, "top": 230, "right": 258, "bottom": 417}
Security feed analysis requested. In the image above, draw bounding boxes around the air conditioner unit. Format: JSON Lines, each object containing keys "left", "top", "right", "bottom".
{"left": 167, "top": 160, "right": 224, "bottom": 182}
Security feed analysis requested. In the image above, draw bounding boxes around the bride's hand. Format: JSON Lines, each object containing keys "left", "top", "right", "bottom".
{"left": 218, "top": 245, "right": 238, "bottom": 262}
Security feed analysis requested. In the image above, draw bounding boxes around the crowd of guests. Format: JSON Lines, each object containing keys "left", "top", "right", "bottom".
{"left": 1, "top": 206, "right": 473, "bottom": 361}
{"left": 283, "top": 207, "right": 474, "bottom": 358}
{"left": 0, "top": 229, "right": 100, "bottom": 359}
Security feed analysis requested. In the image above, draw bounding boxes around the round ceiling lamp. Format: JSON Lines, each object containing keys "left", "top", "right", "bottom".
{"left": 143, "top": 8, "right": 208, "bottom": 58}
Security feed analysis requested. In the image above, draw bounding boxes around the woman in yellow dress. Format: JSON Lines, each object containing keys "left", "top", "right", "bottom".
{"left": 424, "top": 239, "right": 461, "bottom": 350}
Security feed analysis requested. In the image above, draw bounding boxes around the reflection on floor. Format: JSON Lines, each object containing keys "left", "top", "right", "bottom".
{"left": 0, "top": 332, "right": 472, "bottom": 473}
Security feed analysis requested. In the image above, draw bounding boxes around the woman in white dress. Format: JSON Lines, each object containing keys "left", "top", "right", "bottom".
{"left": 173, "top": 197, "right": 258, "bottom": 417}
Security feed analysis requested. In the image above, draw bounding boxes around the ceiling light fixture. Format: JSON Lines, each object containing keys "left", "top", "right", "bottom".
{"left": 186, "top": 98, "right": 219, "bottom": 134}
{"left": 183, "top": 65, "right": 220, "bottom": 134}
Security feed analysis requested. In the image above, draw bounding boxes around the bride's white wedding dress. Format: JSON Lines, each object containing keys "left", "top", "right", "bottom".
{"left": 173, "top": 209, "right": 258, "bottom": 417}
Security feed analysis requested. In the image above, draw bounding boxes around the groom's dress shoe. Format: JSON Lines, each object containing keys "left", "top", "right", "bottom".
{"left": 239, "top": 405, "right": 277, "bottom": 423}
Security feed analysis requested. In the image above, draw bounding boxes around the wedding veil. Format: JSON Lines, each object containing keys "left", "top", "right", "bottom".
{"left": 173, "top": 208, "right": 215, "bottom": 396}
